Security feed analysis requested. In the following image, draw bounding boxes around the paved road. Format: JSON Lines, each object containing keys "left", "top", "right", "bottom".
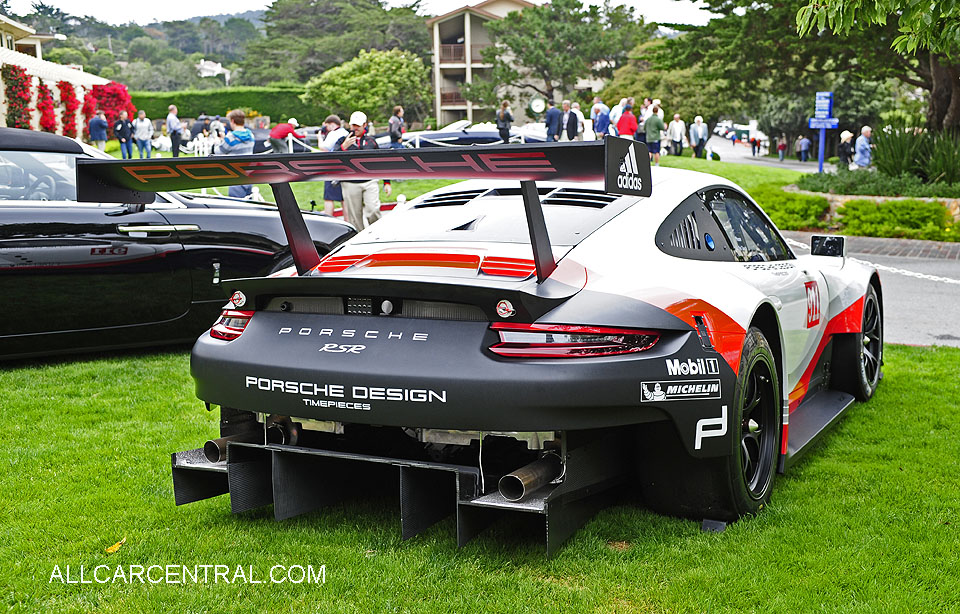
{"left": 704, "top": 135, "right": 834, "bottom": 173}
{"left": 783, "top": 231, "right": 960, "bottom": 348}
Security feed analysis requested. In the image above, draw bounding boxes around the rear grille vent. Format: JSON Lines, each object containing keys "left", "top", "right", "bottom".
{"left": 414, "top": 189, "right": 487, "bottom": 208}
{"left": 398, "top": 300, "right": 486, "bottom": 321}
{"left": 262, "top": 297, "right": 485, "bottom": 321}
{"left": 540, "top": 188, "right": 619, "bottom": 208}
{"left": 264, "top": 297, "right": 344, "bottom": 314}
{"left": 669, "top": 213, "right": 701, "bottom": 250}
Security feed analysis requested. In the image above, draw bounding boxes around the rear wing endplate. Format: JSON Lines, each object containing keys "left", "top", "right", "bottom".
{"left": 77, "top": 139, "right": 650, "bottom": 281}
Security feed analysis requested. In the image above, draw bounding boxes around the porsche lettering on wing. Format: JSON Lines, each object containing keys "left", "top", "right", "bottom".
{"left": 119, "top": 152, "right": 558, "bottom": 186}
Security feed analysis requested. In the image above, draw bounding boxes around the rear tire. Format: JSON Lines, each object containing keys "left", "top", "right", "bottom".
{"left": 638, "top": 327, "right": 781, "bottom": 521}
{"left": 834, "top": 284, "right": 882, "bottom": 401}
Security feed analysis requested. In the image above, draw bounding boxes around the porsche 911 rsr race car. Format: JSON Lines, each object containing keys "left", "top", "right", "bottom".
{"left": 77, "top": 139, "right": 882, "bottom": 553}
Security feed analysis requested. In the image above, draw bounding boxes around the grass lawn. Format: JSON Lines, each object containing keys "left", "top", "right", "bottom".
{"left": 2, "top": 344, "right": 957, "bottom": 612}
{"left": 658, "top": 156, "right": 804, "bottom": 192}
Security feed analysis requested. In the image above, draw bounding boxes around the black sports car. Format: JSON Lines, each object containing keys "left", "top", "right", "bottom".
{"left": 0, "top": 128, "right": 355, "bottom": 360}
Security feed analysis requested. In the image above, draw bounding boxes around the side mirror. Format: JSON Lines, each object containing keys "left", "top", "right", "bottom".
{"left": 811, "top": 235, "right": 846, "bottom": 257}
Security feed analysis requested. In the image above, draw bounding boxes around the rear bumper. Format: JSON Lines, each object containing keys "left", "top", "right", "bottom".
{"left": 191, "top": 311, "right": 738, "bottom": 457}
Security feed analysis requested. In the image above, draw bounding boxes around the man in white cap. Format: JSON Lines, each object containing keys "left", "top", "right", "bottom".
{"left": 334, "top": 111, "right": 392, "bottom": 230}
{"left": 269, "top": 117, "right": 304, "bottom": 153}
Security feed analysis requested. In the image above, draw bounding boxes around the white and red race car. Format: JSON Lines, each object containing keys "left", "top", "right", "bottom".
{"left": 78, "top": 139, "right": 882, "bottom": 552}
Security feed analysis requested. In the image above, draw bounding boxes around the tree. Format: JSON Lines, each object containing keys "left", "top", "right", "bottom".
{"left": 301, "top": 48, "right": 431, "bottom": 121}
{"left": 652, "top": 0, "right": 959, "bottom": 132}
{"left": 222, "top": 17, "right": 261, "bottom": 61}
{"left": 163, "top": 20, "right": 202, "bottom": 55}
{"left": 599, "top": 41, "right": 739, "bottom": 134}
{"left": 797, "top": 0, "right": 960, "bottom": 57}
{"left": 796, "top": 0, "right": 960, "bottom": 131}
{"left": 238, "top": 0, "right": 429, "bottom": 86}
{"left": 465, "top": 0, "right": 654, "bottom": 102}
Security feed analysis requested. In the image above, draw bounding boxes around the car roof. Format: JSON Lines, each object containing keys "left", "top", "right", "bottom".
{"left": 0, "top": 127, "right": 84, "bottom": 154}
{"left": 353, "top": 167, "right": 739, "bottom": 248}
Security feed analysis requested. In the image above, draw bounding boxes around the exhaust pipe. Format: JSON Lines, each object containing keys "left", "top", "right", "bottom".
{"left": 498, "top": 452, "right": 563, "bottom": 502}
{"left": 203, "top": 433, "right": 260, "bottom": 463}
{"left": 266, "top": 416, "right": 301, "bottom": 446}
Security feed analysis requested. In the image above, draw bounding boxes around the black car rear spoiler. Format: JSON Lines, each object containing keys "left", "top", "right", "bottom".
{"left": 76, "top": 139, "right": 651, "bottom": 281}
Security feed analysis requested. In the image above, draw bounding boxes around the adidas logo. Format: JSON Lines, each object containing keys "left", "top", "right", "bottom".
{"left": 617, "top": 142, "right": 644, "bottom": 191}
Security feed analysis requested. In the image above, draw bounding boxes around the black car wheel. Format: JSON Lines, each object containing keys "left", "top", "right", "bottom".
{"left": 835, "top": 284, "right": 882, "bottom": 401}
{"left": 731, "top": 328, "right": 779, "bottom": 507}
{"left": 637, "top": 327, "right": 781, "bottom": 521}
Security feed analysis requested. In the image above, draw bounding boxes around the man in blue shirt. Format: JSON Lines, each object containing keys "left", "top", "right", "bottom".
{"left": 544, "top": 100, "right": 561, "bottom": 142}
{"left": 215, "top": 109, "right": 255, "bottom": 199}
{"left": 799, "top": 135, "right": 812, "bottom": 162}
{"left": 166, "top": 104, "right": 182, "bottom": 158}
{"left": 88, "top": 111, "right": 108, "bottom": 150}
{"left": 591, "top": 97, "right": 610, "bottom": 139}
{"left": 853, "top": 126, "right": 873, "bottom": 168}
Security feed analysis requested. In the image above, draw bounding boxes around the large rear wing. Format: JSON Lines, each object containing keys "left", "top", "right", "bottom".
{"left": 77, "top": 139, "right": 651, "bottom": 281}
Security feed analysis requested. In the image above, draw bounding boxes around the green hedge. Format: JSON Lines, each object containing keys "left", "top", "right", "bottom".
{"left": 837, "top": 198, "right": 957, "bottom": 242}
{"left": 751, "top": 183, "right": 830, "bottom": 230}
{"left": 797, "top": 168, "right": 960, "bottom": 198}
{"left": 130, "top": 86, "right": 329, "bottom": 126}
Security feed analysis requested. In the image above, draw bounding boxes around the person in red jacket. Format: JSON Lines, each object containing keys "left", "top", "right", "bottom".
{"left": 269, "top": 118, "right": 304, "bottom": 153}
{"left": 616, "top": 104, "right": 638, "bottom": 141}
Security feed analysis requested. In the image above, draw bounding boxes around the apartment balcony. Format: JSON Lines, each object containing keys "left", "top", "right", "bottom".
{"left": 438, "top": 44, "right": 492, "bottom": 64}
{"left": 440, "top": 88, "right": 466, "bottom": 105}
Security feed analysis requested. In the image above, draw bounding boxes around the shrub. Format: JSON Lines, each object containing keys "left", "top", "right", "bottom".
{"left": 83, "top": 82, "right": 137, "bottom": 139}
{"left": 836, "top": 198, "right": 956, "bottom": 241}
{"left": 131, "top": 86, "right": 327, "bottom": 126}
{"left": 36, "top": 80, "right": 57, "bottom": 133}
{"left": 751, "top": 183, "right": 829, "bottom": 230}
{"left": 926, "top": 132, "right": 960, "bottom": 185}
{"left": 1, "top": 64, "right": 32, "bottom": 129}
{"left": 827, "top": 156, "right": 840, "bottom": 165}
{"left": 796, "top": 167, "right": 960, "bottom": 198}
{"left": 56, "top": 81, "right": 80, "bottom": 138}
{"left": 874, "top": 127, "right": 928, "bottom": 178}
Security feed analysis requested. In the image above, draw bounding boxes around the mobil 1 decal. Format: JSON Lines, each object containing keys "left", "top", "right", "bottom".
{"left": 604, "top": 136, "right": 652, "bottom": 197}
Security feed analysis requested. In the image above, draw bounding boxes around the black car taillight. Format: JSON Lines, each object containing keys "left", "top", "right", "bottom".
{"left": 489, "top": 323, "right": 659, "bottom": 358}
{"left": 210, "top": 310, "right": 255, "bottom": 341}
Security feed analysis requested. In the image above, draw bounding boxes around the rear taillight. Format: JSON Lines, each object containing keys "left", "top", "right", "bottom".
{"left": 210, "top": 310, "right": 255, "bottom": 341}
{"left": 489, "top": 323, "right": 659, "bottom": 358}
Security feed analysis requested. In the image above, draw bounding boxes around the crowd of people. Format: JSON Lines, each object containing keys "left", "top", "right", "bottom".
{"left": 584, "top": 96, "right": 711, "bottom": 165}
{"left": 85, "top": 94, "right": 877, "bottom": 234}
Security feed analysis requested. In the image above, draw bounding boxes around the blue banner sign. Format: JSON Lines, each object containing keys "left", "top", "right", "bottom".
{"left": 815, "top": 91, "right": 833, "bottom": 119}
{"left": 809, "top": 117, "right": 839, "bottom": 129}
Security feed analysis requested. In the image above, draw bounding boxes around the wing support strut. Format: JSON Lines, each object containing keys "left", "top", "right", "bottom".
{"left": 270, "top": 183, "right": 322, "bottom": 275}
{"left": 520, "top": 180, "right": 556, "bottom": 283}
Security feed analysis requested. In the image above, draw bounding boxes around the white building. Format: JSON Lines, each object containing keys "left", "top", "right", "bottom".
{"left": 1, "top": 14, "right": 108, "bottom": 131}
{"left": 196, "top": 58, "right": 231, "bottom": 86}
{"left": 426, "top": 0, "right": 534, "bottom": 126}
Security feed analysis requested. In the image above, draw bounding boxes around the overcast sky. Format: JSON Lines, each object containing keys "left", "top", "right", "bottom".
{"left": 8, "top": 0, "right": 716, "bottom": 27}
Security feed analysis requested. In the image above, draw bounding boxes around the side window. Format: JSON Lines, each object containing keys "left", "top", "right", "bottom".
{"left": 655, "top": 193, "right": 735, "bottom": 261}
{"left": 706, "top": 189, "right": 791, "bottom": 262}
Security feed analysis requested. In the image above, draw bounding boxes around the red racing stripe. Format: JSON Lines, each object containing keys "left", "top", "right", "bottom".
{"left": 788, "top": 295, "right": 865, "bottom": 412}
